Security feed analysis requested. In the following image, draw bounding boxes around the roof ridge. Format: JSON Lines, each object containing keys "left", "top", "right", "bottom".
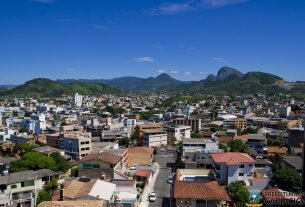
{"left": 204, "top": 181, "right": 228, "bottom": 201}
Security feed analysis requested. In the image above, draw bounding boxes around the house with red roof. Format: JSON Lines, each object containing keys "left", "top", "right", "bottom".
{"left": 174, "top": 181, "right": 231, "bottom": 207}
{"left": 211, "top": 152, "right": 256, "bottom": 185}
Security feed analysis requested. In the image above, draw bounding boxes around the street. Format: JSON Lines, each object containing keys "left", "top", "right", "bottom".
{"left": 148, "top": 148, "right": 176, "bottom": 207}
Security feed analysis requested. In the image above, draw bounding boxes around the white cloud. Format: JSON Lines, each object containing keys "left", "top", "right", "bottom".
{"left": 203, "top": 0, "right": 248, "bottom": 8}
{"left": 184, "top": 71, "right": 192, "bottom": 76}
{"left": 200, "top": 71, "right": 209, "bottom": 75}
{"left": 152, "top": 2, "right": 194, "bottom": 15}
{"left": 132, "top": 57, "right": 155, "bottom": 62}
{"left": 158, "top": 69, "right": 167, "bottom": 73}
{"left": 32, "top": 0, "right": 53, "bottom": 3}
{"left": 151, "top": 0, "right": 248, "bottom": 15}
{"left": 170, "top": 70, "right": 178, "bottom": 74}
{"left": 91, "top": 24, "right": 109, "bottom": 30}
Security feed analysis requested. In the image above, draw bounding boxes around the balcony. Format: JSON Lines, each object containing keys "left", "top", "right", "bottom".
{"left": 12, "top": 192, "right": 33, "bottom": 202}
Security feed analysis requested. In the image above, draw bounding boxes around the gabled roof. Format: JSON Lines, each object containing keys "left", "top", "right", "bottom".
{"left": 282, "top": 155, "right": 302, "bottom": 170}
{"left": 174, "top": 181, "right": 231, "bottom": 201}
{"left": 7, "top": 169, "right": 59, "bottom": 184}
{"left": 64, "top": 180, "right": 116, "bottom": 201}
{"left": 80, "top": 151, "right": 121, "bottom": 164}
{"left": 127, "top": 147, "right": 154, "bottom": 155}
{"left": 212, "top": 152, "right": 256, "bottom": 165}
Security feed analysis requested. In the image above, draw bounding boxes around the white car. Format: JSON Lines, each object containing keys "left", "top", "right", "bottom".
{"left": 167, "top": 176, "right": 173, "bottom": 184}
{"left": 149, "top": 192, "right": 157, "bottom": 202}
{"left": 130, "top": 166, "right": 136, "bottom": 170}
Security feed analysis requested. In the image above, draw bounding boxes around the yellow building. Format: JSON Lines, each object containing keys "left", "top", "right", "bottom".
{"left": 235, "top": 118, "right": 247, "bottom": 131}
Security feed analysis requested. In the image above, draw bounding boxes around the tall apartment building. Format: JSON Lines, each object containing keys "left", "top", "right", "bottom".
{"left": 235, "top": 118, "right": 247, "bottom": 131}
{"left": 142, "top": 130, "right": 167, "bottom": 147}
{"left": 134, "top": 124, "right": 163, "bottom": 145}
{"left": 212, "top": 152, "right": 256, "bottom": 185}
{"left": 172, "top": 118, "right": 201, "bottom": 132}
{"left": 166, "top": 125, "right": 191, "bottom": 143}
{"left": 74, "top": 93, "right": 83, "bottom": 107}
{"left": 59, "top": 131, "right": 92, "bottom": 160}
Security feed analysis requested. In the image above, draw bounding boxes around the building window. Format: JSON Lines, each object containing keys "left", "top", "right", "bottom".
{"left": 93, "top": 164, "right": 100, "bottom": 169}
{"left": 11, "top": 185, "right": 17, "bottom": 189}
{"left": 21, "top": 180, "right": 34, "bottom": 187}
{"left": 239, "top": 173, "right": 244, "bottom": 176}
{"left": 249, "top": 164, "right": 253, "bottom": 167}
{"left": 239, "top": 164, "right": 244, "bottom": 168}
{"left": 83, "top": 163, "right": 93, "bottom": 169}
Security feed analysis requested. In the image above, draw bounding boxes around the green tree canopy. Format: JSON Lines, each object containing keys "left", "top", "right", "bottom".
{"left": 228, "top": 139, "right": 249, "bottom": 153}
{"left": 50, "top": 152, "right": 70, "bottom": 173}
{"left": 10, "top": 152, "right": 57, "bottom": 173}
{"left": 228, "top": 181, "right": 250, "bottom": 207}
{"left": 118, "top": 137, "right": 130, "bottom": 148}
{"left": 271, "top": 168, "right": 301, "bottom": 192}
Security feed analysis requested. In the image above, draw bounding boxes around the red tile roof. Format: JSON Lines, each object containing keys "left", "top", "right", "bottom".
{"left": 212, "top": 152, "right": 255, "bottom": 165}
{"left": 127, "top": 147, "right": 154, "bottom": 155}
{"left": 249, "top": 178, "right": 267, "bottom": 184}
{"left": 135, "top": 170, "right": 151, "bottom": 179}
{"left": 80, "top": 151, "right": 121, "bottom": 164}
{"left": 174, "top": 181, "right": 231, "bottom": 201}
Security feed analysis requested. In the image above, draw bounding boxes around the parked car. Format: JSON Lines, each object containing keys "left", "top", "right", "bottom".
{"left": 149, "top": 192, "right": 157, "bottom": 202}
{"left": 130, "top": 166, "right": 136, "bottom": 170}
{"left": 167, "top": 176, "right": 173, "bottom": 184}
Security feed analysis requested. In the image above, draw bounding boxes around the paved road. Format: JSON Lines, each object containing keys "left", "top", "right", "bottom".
{"left": 148, "top": 148, "right": 176, "bottom": 207}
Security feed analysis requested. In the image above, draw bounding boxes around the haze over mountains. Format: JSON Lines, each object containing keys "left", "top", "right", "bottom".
{"left": 1, "top": 66, "right": 303, "bottom": 97}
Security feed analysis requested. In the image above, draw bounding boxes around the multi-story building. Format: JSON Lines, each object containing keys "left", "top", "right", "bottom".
{"left": 142, "top": 130, "right": 167, "bottom": 147}
{"left": 74, "top": 93, "right": 83, "bottom": 107}
{"left": 182, "top": 138, "right": 222, "bottom": 169}
{"left": 172, "top": 118, "right": 201, "bottom": 132}
{"left": 166, "top": 125, "right": 191, "bottom": 143}
{"left": 0, "top": 169, "right": 58, "bottom": 207}
{"left": 217, "top": 114, "right": 236, "bottom": 129}
{"left": 46, "top": 133, "right": 61, "bottom": 148}
{"left": 235, "top": 118, "right": 247, "bottom": 131}
{"left": 279, "top": 106, "right": 291, "bottom": 118}
{"left": 10, "top": 133, "right": 36, "bottom": 145}
{"left": 59, "top": 131, "right": 92, "bottom": 160}
{"left": 78, "top": 151, "right": 123, "bottom": 180}
{"left": 133, "top": 124, "right": 163, "bottom": 145}
{"left": 212, "top": 152, "right": 256, "bottom": 185}
{"left": 246, "top": 134, "right": 267, "bottom": 158}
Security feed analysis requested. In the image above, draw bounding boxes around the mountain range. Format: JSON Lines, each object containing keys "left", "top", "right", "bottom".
{"left": 0, "top": 66, "right": 300, "bottom": 97}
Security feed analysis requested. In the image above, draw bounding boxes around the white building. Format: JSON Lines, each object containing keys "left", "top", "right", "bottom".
{"left": 212, "top": 152, "right": 256, "bottom": 185}
{"left": 0, "top": 169, "right": 58, "bottom": 207}
{"left": 166, "top": 125, "right": 191, "bottom": 143}
{"left": 74, "top": 93, "right": 83, "bottom": 107}
{"left": 142, "top": 130, "right": 167, "bottom": 147}
{"left": 182, "top": 138, "right": 219, "bottom": 155}
{"left": 217, "top": 114, "right": 237, "bottom": 129}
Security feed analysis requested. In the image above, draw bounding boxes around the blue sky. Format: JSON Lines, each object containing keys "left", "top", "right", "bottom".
{"left": 0, "top": 0, "right": 305, "bottom": 84}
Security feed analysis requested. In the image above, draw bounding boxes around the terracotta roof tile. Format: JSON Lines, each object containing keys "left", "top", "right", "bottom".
{"left": 212, "top": 152, "right": 255, "bottom": 165}
{"left": 174, "top": 181, "right": 231, "bottom": 201}
{"left": 80, "top": 151, "right": 121, "bottom": 164}
{"left": 135, "top": 170, "right": 151, "bottom": 179}
{"left": 127, "top": 147, "right": 154, "bottom": 155}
